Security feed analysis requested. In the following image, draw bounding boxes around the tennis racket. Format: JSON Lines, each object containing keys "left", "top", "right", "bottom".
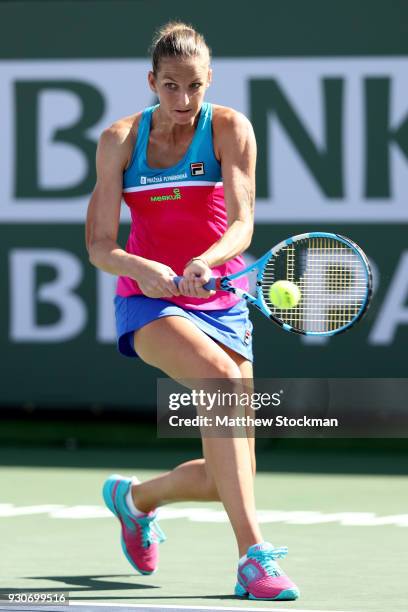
{"left": 174, "top": 232, "right": 373, "bottom": 336}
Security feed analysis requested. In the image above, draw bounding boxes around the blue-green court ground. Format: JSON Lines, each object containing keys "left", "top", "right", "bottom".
{"left": 1, "top": 448, "right": 408, "bottom": 612}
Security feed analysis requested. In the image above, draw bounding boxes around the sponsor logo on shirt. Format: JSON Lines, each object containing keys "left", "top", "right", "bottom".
{"left": 140, "top": 173, "right": 187, "bottom": 185}
{"left": 190, "top": 162, "right": 205, "bottom": 176}
{"left": 150, "top": 188, "right": 182, "bottom": 202}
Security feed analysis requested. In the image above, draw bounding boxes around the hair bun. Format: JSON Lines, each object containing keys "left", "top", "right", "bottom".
{"left": 163, "top": 22, "right": 193, "bottom": 34}
{"left": 150, "top": 21, "right": 211, "bottom": 75}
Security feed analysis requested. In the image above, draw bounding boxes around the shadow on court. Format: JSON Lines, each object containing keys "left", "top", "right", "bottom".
{"left": 7, "top": 576, "right": 236, "bottom": 602}
{"left": 20, "top": 575, "right": 159, "bottom": 592}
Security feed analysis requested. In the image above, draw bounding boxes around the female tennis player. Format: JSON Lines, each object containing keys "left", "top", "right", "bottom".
{"left": 86, "top": 22, "right": 299, "bottom": 601}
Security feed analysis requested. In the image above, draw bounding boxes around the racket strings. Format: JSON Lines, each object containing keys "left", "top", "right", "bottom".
{"left": 261, "top": 237, "right": 368, "bottom": 333}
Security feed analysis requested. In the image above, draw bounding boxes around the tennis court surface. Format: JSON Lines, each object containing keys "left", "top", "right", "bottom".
{"left": 1, "top": 447, "right": 407, "bottom": 612}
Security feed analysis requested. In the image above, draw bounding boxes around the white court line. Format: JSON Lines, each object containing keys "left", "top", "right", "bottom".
{"left": 0, "top": 605, "right": 361, "bottom": 612}
{"left": 69, "top": 601, "right": 362, "bottom": 612}
{"left": 3, "top": 504, "right": 408, "bottom": 526}
{"left": 70, "top": 604, "right": 361, "bottom": 612}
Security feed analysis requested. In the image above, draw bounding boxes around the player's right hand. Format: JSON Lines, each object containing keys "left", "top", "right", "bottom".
{"left": 135, "top": 260, "right": 181, "bottom": 298}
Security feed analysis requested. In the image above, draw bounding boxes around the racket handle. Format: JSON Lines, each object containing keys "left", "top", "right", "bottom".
{"left": 173, "top": 275, "right": 217, "bottom": 291}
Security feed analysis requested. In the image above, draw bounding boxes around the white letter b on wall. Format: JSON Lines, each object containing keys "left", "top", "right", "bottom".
{"left": 10, "top": 249, "right": 86, "bottom": 342}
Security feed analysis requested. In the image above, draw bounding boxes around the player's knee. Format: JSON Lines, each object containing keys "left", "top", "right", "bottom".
{"left": 205, "top": 482, "right": 220, "bottom": 501}
{"left": 203, "top": 475, "right": 220, "bottom": 501}
{"left": 212, "top": 358, "right": 242, "bottom": 381}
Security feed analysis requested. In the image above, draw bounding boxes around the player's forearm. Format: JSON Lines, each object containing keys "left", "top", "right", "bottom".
{"left": 88, "top": 239, "right": 146, "bottom": 278}
{"left": 199, "top": 220, "right": 253, "bottom": 268}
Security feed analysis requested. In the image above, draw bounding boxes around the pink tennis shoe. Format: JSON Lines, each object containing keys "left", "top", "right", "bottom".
{"left": 235, "top": 541, "right": 300, "bottom": 600}
{"left": 103, "top": 474, "right": 166, "bottom": 575}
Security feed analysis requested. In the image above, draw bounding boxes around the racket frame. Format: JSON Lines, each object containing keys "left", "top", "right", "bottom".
{"left": 213, "top": 232, "right": 373, "bottom": 336}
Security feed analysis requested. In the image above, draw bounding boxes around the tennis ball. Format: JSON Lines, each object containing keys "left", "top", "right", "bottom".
{"left": 268, "top": 280, "right": 301, "bottom": 309}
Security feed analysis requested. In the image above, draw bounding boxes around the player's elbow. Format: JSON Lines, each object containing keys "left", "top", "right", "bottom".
{"left": 87, "top": 239, "right": 103, "bottom": 268}
{"left": 87, "top": 243, "right": 98, "bottom": 267}
{"left": 242, "top": 221, "right": 254, "bottom": 250}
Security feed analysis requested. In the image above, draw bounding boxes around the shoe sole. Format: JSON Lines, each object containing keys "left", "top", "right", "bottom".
{"left": 103, "top": 474, "right": 155, "bottom": 576}
{"left": 235, "top": 582, "right": 299, "bottom": 601}
{"left": 249, "top": 589, "right": 300, "bottom": 601}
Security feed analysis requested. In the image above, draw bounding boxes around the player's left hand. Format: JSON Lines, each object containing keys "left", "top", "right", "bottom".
{"left": 178, "top": 258, "right": 216, "bottom": 298}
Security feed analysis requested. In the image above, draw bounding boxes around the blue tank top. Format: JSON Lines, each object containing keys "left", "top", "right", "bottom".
{"left": 123, "top": 102, "right": 222, "bottom": 188}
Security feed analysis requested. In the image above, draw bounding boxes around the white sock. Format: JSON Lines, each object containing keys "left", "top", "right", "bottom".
{"left": 125, "top": 477, "right": 145, "bottom": 517}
